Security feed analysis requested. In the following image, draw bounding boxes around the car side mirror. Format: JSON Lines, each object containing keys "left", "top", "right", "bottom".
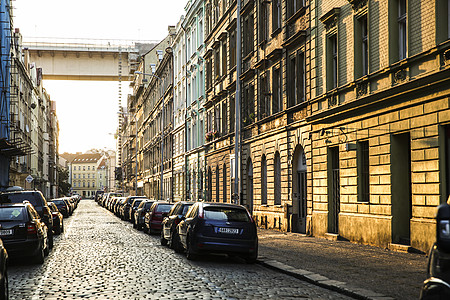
{"left": 437, "top": 203, "right": 450, "bottom": 253}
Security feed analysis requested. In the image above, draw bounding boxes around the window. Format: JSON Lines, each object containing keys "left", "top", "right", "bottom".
{"left": 229, "top": 96, "right": 235, "bottom": 132}
{"left": 222, "top": 40, "right": 227, "bottom": 75}
{"left": 288, "top": 52, "right": 305, "bottom": 107}
{"left": 243, "top": 84, "right": 255, "bottom": 125}
{"left": 260, "top": 73, "right": 270, "bottom": 118}
{"left": 259, "top": 0, "right": 269, "bottom": 42}
{"left": 229, "top": 29, "right": 237, "bottom": 68}
{"left": 261, "top": 155, "right": 267, "bottom": 205}
{"left": 287, "top": 0, "right": 304, "bottom": 19}
{"left": 272, "top": 0, "right": 281, "bottom": 33}
{"left": 206, "top": 58, "right": 212, "bottom": 90}
{"left": 215, "top": 47, "right": 221, "bottom": 79}
{"left": 272, "top": 67, "right": 282, "bottom": 113}
{"left": 357, "top": 141, "right": 370, "bottom": 202}
{"left": 398, "top": 0, "right": 407, "bottom": 60}
{"left": 243, "top": 14, "right": 254, "bottom": 56}
{"left": 327, "top": 34, "right": 338, "bottom": 90}
{"left": 355, "top": 15, "right": 369, "bottom": 78}
{"left": 215, "top": 105, "right": 220, "bottom": 133}
{"left": 88, "top": 166, "right": 90, "bottom": 171}
{"left": 222, "top": 100, "right": 228, "bottom": 134}
{"left": 274, "top": 152, "right": 281, "bottom": 205}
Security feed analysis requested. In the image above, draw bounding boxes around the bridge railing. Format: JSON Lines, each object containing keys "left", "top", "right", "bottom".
{"left": 22, "top": 37, "right": 158, "bottom": 53}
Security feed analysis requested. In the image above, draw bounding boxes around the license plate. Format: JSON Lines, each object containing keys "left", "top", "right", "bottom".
{"left": 0, "top": 229, "right": 13, "bottom": 236}
{"left": 218, "top": 227, "right": 239, "bottom": 234}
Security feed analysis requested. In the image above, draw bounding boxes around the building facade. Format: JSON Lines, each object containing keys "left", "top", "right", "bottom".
{"left": 70, "top": 153, "right": 102, "bottom": 198}
{"left": 308, "top": 0, "right": 450, "bottom": 252}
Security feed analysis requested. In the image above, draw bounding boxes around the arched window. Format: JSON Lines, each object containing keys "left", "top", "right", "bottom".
{"left": 223, "top": 163, "right": 227, "bottom": 203}
{"left": 261, "top": 155, "right": 267, "bottom": 205}
{"left": 216, "top": 166, "right": 220, "bottom": 202}
{"left": 274, "top": 151, "right": 281, "bottom": 205}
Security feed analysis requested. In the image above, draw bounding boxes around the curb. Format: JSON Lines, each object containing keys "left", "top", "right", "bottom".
{"left": 257, "top": 257, "right": 394, "bottom": 300}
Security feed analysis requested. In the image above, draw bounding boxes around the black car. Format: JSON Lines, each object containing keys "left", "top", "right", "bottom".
{"left": 0, "top": 238, "right": 8, "bottom": 300}
{"left": 129, "top": 198, "right": 148, "bottom": 224}
{"left": 161, "top": 201, "right": 194, "bottom": 248}
{"left": 48, "top": 202, "right": 64, "bottom": 235}
{"left": 0, "top": 203, "right": 49, "bottom": 264}
{"left": 122, "top": 196, "right": 147, "bottom": 221}
{"left": 0, "top": 190, "right": 54, "bottom": 249}
{"left": 51, "top": 198, "right": 70, "bottom": 218}
{"left": 176, "top": 202, "right": 258, "bottom": 263}
{"left": 133, "top": 200, "right": 156, "bottom": 230}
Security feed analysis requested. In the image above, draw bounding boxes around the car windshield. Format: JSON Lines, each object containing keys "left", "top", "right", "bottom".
{"left": 0, "top": 207, "right": 27, "bottom": 222}
{"left": 156, "top": 204, "right": 172, "bottom": 213}
{"left": 0, "top": 193, "right": 41, "bottom": 207}
{"left": 52, "top": 200, "right": 65, "bottom": 206}
{"left": 204, "top": 207, "right": 250, "bottom": 222}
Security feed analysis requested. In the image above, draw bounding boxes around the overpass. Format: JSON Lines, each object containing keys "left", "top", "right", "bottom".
{"left": 23, "top": 37, "right": 158, "bottom": 81}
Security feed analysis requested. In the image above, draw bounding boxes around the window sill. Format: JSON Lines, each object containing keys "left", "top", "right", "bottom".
{"left": 271, "top": 27, "right": 282, "bottom": 38}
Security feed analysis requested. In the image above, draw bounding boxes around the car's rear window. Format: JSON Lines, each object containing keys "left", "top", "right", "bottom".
{"left": 156, "top": 204, "right": 172, "bottom": 213}
{"left": 0, "top": 193, "right": 42, "bottom": 207}
{"left": 0, "top": 207, "right": 27, "bottom": 222}
{"left": 204, "top": 207, "right": 250, "bottom": 222}
{"left": 52, "top": 200, "right": 65, "bottom": 206}
{"left": 144, "top": 202, "right": 154, "bottom": 209}
{"left": 182, "top": 205, "right": 193, "bottom": 215}
{"left": 132, "top": 200, "right": 143, "bottom": 207}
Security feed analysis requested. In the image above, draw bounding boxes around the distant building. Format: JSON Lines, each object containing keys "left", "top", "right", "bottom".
{"left": 70, "top": 153, "right": 102, "bottom": 198}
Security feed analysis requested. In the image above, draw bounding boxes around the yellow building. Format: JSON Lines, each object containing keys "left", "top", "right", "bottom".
{"left": 71, "top": 153, "right": 102, "bottom": 198}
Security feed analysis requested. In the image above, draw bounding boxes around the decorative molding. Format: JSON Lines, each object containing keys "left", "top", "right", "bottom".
{"left": 347, "top": 0, "right": 368, "bottom": 12}
{"left": 356, "top": 81, "right": 368, "bottom": 98}
{"left": 320, "top": 8, "right": 340, "bottom": 31}
{"left": 393, "top": 69, "right": 407, "bottom": 84}
{"left": 327, "top": 94, "right": 338, "bottom": 107}
{"left": 443, "top": 49, "right": 450, "bottom": 66}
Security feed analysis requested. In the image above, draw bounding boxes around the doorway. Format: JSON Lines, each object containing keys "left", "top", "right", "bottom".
{"left": 292, "top": 146, "right": 307, "bottom": 233}
{"left": 391, "top": 132, "right": 412, "bottom": 245}
{"left": 246, "top": 159, "right": 254, "bottom": 213}
{"left": 327, "top": 146, "right": 340, "bottom": 234}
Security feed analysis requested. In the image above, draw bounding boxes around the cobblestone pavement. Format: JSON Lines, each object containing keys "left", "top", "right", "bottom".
{"left": 8, "top": 200, "right": 352, "bottom": 300}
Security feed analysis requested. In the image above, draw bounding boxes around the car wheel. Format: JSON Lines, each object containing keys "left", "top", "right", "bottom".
{"left": 55, "top": 223, "right": 61, "bottom": 235}
{"left": 172, "top": 232, "right": 183, "bottom": 253}
{"left": 186, "top": 236, "right": 197, "bottom": 260}
{"left": 160, "top": 230, "right": 168, "bottom": 246}
{"left": 61, "top": 222, "right": 64, "bottom": 233}
{"left": 132, "top": 222, "right": 136, "bottom": 229}
{"left": 0, "top": 268, "right": 8, "bottom": 300}
{"left": 44, "top": 237, "right": 50, "bottom": 257}
{"left": 48, "top": 230, "right": 54, "bottom": 249}
{"left": 34, "top": 244, "right": 45, "bottom": 264}
{"left": 143, "top": 225, "right": 148, "bottom": 234}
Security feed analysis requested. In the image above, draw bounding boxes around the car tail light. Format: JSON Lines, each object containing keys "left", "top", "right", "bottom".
{"left": 27, "top": 222, "right": 37, "bottom": 235}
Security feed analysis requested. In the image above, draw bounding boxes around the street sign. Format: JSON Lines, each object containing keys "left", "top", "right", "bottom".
{"left": 25, "top": 175, "right": 34, "bottom": 183}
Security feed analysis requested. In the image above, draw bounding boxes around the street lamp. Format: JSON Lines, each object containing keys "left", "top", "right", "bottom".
{"left": 134, "top": 71, "right": 164, "bottom": 200}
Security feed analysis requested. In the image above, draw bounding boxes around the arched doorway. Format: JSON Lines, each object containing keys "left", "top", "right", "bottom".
{"left": 246, "top": 159, "right": 254, "bottom": 213}
{"left": 292, "top": 145, "right": 307, "bottom": 233}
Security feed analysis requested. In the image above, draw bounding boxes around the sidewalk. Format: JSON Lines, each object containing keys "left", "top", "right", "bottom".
{"left": 256, "top": 228, "right": 428, "bottom": 300}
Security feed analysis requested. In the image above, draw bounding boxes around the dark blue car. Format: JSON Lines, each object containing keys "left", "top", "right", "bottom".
{"left": 176, "top": 202, "right": 258, "bottom": 263}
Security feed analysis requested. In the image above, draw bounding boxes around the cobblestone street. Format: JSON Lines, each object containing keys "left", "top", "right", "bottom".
{"left": 8, "top": 200, "right": 352, "bottom": 299}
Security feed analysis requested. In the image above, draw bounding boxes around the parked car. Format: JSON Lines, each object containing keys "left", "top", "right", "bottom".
{"left": 0, "top": 190, "right": 54, "bottom": 249}
{"left": 48, "top": 202, "right": 64, "bottom": 235}
{"left": 51, "top": 198, "right": 70, "bottom": 218}
{"left": 129, "top": 198, "right": 148, "bottom": 224}
{"left": 113, "top": 197, "right": 127, "bottom": 216}
{"left": 0, "top": 203, "right": 49, "bottom": 264}
{"left": 144, "top": 202, "right": 173, "bottom": 234}
{"left": 176, "top": 202, "right": 258, "bottom": 263}
{"left": 134, "top": 200, "right": 156, "bottom": 230}
{"left": 121, "top": 196, "right": 147, "bottom": 221}
{"left": 0, "top": 238, "right": 8, "bottom": 300}
{"left": 161, "top": 201, "right": 194, "bottom": 248}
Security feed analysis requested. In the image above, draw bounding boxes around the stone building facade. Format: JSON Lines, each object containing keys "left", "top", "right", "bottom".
{"left": 308, "top": 0, "right": 450, "bottom": 252}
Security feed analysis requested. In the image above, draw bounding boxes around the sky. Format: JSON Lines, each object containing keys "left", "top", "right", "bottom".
{"left": 13, "top": 0, "right": 187, "bottom": 153}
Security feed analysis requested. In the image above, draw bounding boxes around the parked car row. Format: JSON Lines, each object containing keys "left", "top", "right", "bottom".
{"left": 97, "top": 194, "right": 258, "bottom": 264}
{"left": 0, "top": 188, "right": 81, "bottom": 299}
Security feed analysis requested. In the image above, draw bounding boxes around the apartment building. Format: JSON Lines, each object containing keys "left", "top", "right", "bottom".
{"left": 184, "top": 0, "right": 207, "bottom": 202}
{"left": 308, "top": 0, "right": 450, "bottom": 252}
{"left": 71, "top": 153, "right": 102, "bottom": 198}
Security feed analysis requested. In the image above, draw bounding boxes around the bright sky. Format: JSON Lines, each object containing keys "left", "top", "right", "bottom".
{"left": 13, "top": 0, "right": 187, "bottom": 153}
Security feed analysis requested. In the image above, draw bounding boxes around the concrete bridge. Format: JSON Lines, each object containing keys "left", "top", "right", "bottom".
{"left": 23, "top": 38, "right": 157, "bottom": 81}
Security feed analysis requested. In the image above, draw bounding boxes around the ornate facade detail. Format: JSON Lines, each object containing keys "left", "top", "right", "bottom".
{"left": 347, "top": 0, "right": 368, "bottom": 12}
{"left": 356, "top": 81, "right": 368, "bottom": 98}
{"left": 328, "top": 94, "right": 338, "bottom": 107}
{"left": 393, "top": 69, "right": 407, "bottom": 84}
{"left": 443, "top": 49, "right": 450, "bottom": 66}
{"left": 320, "top": 8, "right": 340, "bottom": 32}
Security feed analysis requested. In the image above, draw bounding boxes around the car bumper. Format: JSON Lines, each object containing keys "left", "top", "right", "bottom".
{"left": 194, "top": 235, "right": 258, "bottom": 255}
{"left": 3, "top": 239, "right": 42, "bottom": 257}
